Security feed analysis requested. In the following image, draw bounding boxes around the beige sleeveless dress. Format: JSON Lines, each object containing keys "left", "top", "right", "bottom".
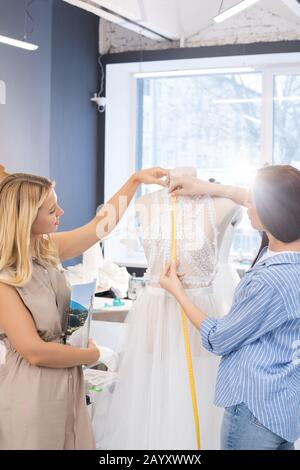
{"left": 0, "top": 258, "right": 95, "bottom": 450}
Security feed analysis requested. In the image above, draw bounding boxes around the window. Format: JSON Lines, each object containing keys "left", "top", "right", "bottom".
{"left": 273, "top": 74, "right": 300, "bottom": 169}
{"left": 104, "top": 54, "right": 300, "bottom": 267}
{"left": 136, "top": 72, "right": 265, "bottom": 265}
{"left": 138, "top": 73, "right": 262, "bottom": 187}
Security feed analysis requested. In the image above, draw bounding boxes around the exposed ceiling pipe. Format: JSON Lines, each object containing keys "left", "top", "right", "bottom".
{"left": 213, "top": 0, "right": 261, "bottom": 23}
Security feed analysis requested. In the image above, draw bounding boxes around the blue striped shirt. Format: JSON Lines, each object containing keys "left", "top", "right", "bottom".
{"left": 200, "top": 248, "right": 300, "bottom": 442}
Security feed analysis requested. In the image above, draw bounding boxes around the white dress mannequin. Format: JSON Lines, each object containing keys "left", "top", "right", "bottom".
{"left": 212, "top": 202, "right": 243, "bottom": 315}
{"left": 99, "top": 167, "right": 242, "bottom": 450}
{"left": 137, "top": 169, "right": 242, "bottom": 315}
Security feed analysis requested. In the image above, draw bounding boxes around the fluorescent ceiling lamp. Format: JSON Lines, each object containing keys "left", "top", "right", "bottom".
{"left": 281, "top": 0, "right": 300, "bottom": 18}
{"left": 133, "top": 67, "right": 255, "bottom": 79}
{"left": 0, "top": 34, "right": 38, "bottom": 51}
{"left": 214, "top": 0, "right": 260, "bottom": 23}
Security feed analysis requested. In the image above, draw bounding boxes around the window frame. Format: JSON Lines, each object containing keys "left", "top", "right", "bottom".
{"left": 103, "top": 49, "right": 300, "bottom": 267}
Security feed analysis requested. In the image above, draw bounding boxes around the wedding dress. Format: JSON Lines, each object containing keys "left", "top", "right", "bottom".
{"left": 99, "top": 184, "right": 241, "bottom": 450}
{"left": 212, "top": 208, "right": 243, "bottom": 315}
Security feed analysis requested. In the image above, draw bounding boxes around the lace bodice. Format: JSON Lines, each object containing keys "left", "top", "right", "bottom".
{"left": 138, "top": 189, "right": 218, "bottom": 288}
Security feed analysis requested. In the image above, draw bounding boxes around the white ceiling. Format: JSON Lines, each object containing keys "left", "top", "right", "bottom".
{"left": 64, "top": 0, "right": 300, "bottom": 40}
{"left": 177, "top": 0, "right": 300, "bottom": 39}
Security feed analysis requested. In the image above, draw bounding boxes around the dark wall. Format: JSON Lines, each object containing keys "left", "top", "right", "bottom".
{"left": 0, "top": 0, "right": 52, "bottom": 176}
{"left": 0, "top": 0, "right": 100, "bottom": 266}
{"left": 50, "top": 0, "right": 99, "bottom": 266}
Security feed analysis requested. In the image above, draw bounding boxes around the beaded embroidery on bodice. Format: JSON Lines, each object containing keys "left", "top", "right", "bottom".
{"left": 139, "top": 189, "right": 218, "bottom": 288}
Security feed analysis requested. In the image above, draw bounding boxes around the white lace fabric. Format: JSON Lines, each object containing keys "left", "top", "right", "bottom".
{"left": 140, "top": 189, "right": 218, "bottom": 288}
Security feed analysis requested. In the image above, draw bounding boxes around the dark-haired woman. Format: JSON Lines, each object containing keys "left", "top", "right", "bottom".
{"left": 160, "top": 165, "right": 300, "bottom": 450}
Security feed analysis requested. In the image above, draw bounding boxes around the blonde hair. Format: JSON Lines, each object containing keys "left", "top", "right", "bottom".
{"left": 0, "top": 173, "right": 60, "bottom": 286}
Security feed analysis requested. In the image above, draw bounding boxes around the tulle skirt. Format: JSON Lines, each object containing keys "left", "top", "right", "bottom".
{"left": 213, "top": 262, "right": 241, "bottom": 315}
{"left": 98, "top": 284, "right": 225, "bottom": 450}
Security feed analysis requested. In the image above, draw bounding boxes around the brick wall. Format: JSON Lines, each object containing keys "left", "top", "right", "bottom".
{"left": 99, "top": 5, "right": 300, "bottom": 54}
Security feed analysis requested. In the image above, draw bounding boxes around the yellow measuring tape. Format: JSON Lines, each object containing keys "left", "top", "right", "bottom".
{"left": 171, "top": 195, "right": 201, "bottom": 450}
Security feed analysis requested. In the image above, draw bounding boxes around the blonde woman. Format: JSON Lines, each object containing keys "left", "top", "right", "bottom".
{"left": 0, "top": 165, "right": 8, "bottom": 181}
{"left": 0, "top": 168, "right": 169, "bottom": 450}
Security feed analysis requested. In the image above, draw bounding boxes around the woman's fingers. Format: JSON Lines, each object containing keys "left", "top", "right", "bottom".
{"left": 170, "top": 260, "right": 182, "bottom": 276}
{"left": 157, "top": 167, "right": 170, "bottom": 178}
{"left": 170, "top": 260, "right": 176, "bottom": 270}
{"left": 161, "top": 260, "right": 183, "bottom": 280}
{"left": 169, "top": 189, "right": 184, "bottom": 196}
{"left": 162, "top": 262, "right": 171, "bottom": 277}
{"left": 157, "top": 179, "right": 168, "bottom": 187}
{"left": 138, "top": 167, "right": 170, "bottom": 186}
{"left": 154, "top": 168, "right": 170, "bottom": 187}
{"left": 168, "top": 177, "right": 182, "bottom": 193}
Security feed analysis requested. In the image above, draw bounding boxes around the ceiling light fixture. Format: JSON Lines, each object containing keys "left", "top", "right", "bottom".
{"left": 0, "top": 34, "right": 38, "bottom": 51}
{"left": 0, "top": 1, "right": 39, "bottom": 51}
{"left": 214, "top": 0, "right": 260, "bottom": 23}
{"left": 133, "top": 67, "right": 255, "bottom": 79}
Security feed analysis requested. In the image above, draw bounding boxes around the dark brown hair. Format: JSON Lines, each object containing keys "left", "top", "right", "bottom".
{"left": 252, "top": 165, "right": 300, "bottom": 265}
{"left": 251, "top": 232, "right": 269, "bottom": 267}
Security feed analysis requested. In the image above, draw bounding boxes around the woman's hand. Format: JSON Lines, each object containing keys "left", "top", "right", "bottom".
{"left": 169, "top": 176, "right": 215, "bottom": 197}
{"left": 159, "top": 260, "right": 185, "bottom": 298}
{"left": 160, "top": 261, "right": 208, "bottom": 329}
{"left": 169, "top": 175, "right": 248, "bottom": 206}
{"left": 86, "top": 339, "right": 100, "bottom": 365}
{"left": 134, "top": 167, "right": 170, "bottom": 187}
